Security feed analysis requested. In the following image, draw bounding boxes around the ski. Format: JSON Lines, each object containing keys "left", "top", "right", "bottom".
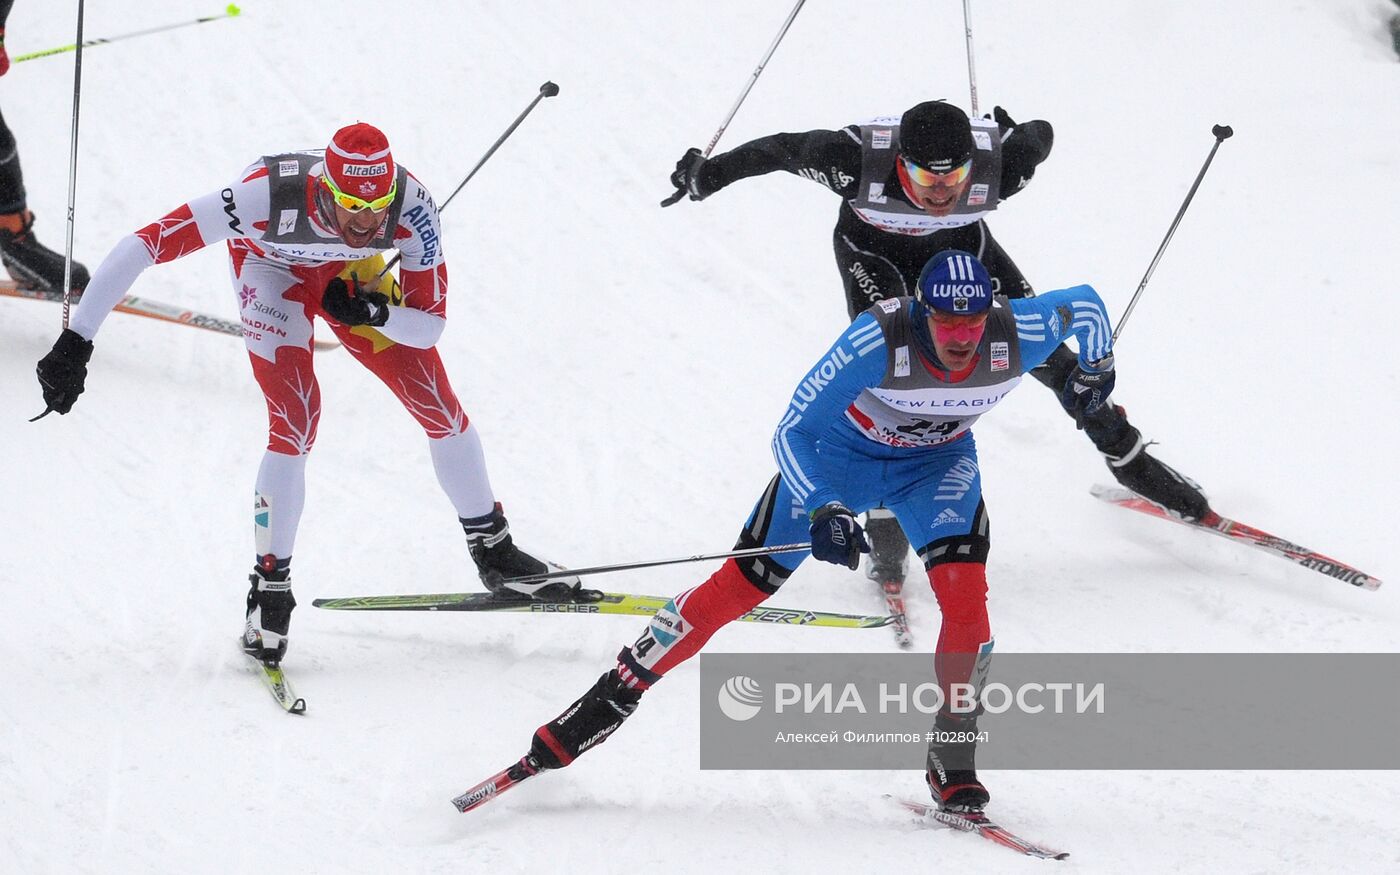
{"left": 450, "top": 754, "right": 544, "bottom": 814}
{"left": 312, "top": 591, "right": 895, "bottom": 629}
{"left": 894, "top": 797, "right": 1069, "bottom": 861}
{"left": 1091, "top": 485, "right": 1381, "bottom": 590}
{"left": 240, "top": 644, "right": 307, "bottom": 714}
{"left": 1, "top": 281, "right": 340, "bottom": 350}
{"left": 876, "top": 579, "right": 913, "bottom": 648}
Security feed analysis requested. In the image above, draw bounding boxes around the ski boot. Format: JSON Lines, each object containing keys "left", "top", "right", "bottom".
{"left": 0, "top": 210, "right": 91, "bottom": 293}
{"left": 926, "top": 710, "right": 990, "bottom": 812}
{"left": 864, "top": 509, "right": 912, "bottom": 647}
{"left": 1099, "top": 413, "right": 1210, "bottom": 522}
{"left": 461, "top": 503, "right": 599, "bottom": 602}
{"left": 530, "top": 668, "right": 644, "bottom": 769}
{"left": 243, "top": 558, "right": 295, "bottom": 664}
{"left": 864, "top": 509, "right": 910, "bottom": 586}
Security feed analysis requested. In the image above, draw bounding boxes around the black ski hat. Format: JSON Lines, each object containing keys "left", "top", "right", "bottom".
{"left": 898, "top": 101, "right": 973, "bottom": 172}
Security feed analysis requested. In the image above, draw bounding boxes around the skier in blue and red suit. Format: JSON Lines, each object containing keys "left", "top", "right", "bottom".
{"left": 498, "top": 249, "right": 1120, "bottom": 813}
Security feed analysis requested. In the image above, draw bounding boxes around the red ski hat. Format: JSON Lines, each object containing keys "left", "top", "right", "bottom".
{"left": 323, "top": 123, "right": 396, "bottom": 204}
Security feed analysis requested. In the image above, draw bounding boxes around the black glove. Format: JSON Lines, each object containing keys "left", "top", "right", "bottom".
{"left": 664, "top": 147, "right": 712, "bottom": 206}
{"left": 321, "top": 275, "right": 389, "bottom": 327}
{"left": 35, "top": 328, "right": 95, "bottom": 415}
{"left": 992, "top": 104, "right": 1053, "bottom": 169}
{"left": 1059, "top": 355, "right": 1116, "bottom": 427}
{"left": 990, "top": 105, "right": 1017, "bottom": 129}
{"left": 808, "top": 502, "right": 871, "bottom": 570}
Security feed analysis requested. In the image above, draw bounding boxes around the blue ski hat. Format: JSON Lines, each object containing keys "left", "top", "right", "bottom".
{"left": 916, "top": 250, "right": 994, "bottom": 315}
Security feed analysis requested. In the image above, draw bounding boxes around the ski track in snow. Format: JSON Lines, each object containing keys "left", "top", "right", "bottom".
{"left": 2, "top": 1, "right": 1398, "bottom": 872}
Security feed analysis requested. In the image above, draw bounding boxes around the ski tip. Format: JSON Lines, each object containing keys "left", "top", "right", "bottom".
{"left": 450, "top": 783, "right": 498, "bottom": 814}
{"left": 449, "top": 794, "right": 475, "bottom": 814}
{"left": 289, "top": 698, "right": 307, "bottom": 715}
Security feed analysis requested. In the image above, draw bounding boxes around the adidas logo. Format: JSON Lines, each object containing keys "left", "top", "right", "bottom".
{"left": 932, "top": 508, "right": 967, "bottom": 528}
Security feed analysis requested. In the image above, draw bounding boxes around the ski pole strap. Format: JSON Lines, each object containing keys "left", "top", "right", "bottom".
{"left": 14, "top": 5, "right": 242, "bottom": 64}
{"left": 497, "top": 542, "right": 811, "bottom": 584}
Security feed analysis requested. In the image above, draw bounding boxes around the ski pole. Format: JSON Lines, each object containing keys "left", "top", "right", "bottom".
{"left": 14, "top": 5, "right": 242, "bottom": 64}
{"left": 961, "top": 0, "right": 980, "bottom": 117}
{"left": 378, "top": 80, "right": 559, "bottom": 277}
{"left": 659, "top": 0, "right": 808, "bottom": 206}
{"left": 61, "top": 0, "right": 87, "bottom": 331}
{"left": 1113, "top": 124, "right": 1233, "bottom": 343}
{"left": 498, "top": 542, "right": 811, "bottom": 585}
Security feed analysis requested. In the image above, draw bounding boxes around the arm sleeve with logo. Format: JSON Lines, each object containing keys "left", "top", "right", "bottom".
{"left": 377, "top": 175, "right": 447, "bottom": 348}
{"left": 1008, "top": 284, "right": 1113, "bottom": 371}
{"left": 771, "top": 313, "right": 888, "bottom": 515}
{"left": 701, "top": 127, "right": 863, "bottom": 199}
{"left": 68, "top": 167, "right": 272, "bottom": 340}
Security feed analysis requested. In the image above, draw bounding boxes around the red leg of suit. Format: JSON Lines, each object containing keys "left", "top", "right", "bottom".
{"left": 929, "top": 562, "right": 991, "bottom": 702}
{"left": 617, "top": 559, "right": 770, "bottom": 689}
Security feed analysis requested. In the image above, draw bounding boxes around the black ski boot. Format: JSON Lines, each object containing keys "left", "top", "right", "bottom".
{"left": 1391, "top": 4, "right": 1400, "bottom": 60}
{"left": 461, "top": 503, "right": 598, "bottom": 601}
{"left": 865, "top": 508, "right": 913, "bottom": 647}
{"left": 243, "top": 559, "right": 295, "bottom": 664}
{"left": 1099, "top": 416, "right": 1210, "bottom": 522}
{"left": 926, "top": 711, "right": 990, "bottom": 812}
{"left": 530, "top": 668, "right": 644, "bottom": 769}
{"left": 0, "top": 210, "right": 91, "bottom": 293}
{"left": 864, "top": 508, "right": 910, "bottom": 586}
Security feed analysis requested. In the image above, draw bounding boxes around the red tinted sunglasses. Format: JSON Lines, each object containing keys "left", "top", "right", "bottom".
{"left": 901, "top": 155, "right": 972, "bottom": 188}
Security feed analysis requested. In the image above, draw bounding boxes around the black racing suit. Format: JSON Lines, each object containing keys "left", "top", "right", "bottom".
{"left": 693, "top": 117, "right": 1134, "bottom": 456}
{"left": 0, "top": 0, "right": 22, "bottom": 214}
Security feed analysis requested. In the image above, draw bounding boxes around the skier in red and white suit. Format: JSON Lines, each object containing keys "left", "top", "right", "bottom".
{"left": 35, "top": 124, "right": 584, "bottom": 664}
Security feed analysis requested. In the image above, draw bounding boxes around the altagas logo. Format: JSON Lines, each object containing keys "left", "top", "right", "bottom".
{"left": 342, "top": 162, "right": 388, "bottom": 177}
{"left": 718, "top": 676, "right": 764, "bottom": 721}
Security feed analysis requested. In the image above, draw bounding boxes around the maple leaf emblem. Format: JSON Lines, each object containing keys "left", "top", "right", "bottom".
{"left": 135, "top": 204, "right": 207, "bottom": 264}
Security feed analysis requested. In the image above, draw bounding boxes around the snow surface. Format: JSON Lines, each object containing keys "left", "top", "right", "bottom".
{"left": 3, "top": 1, "right": 1398, "bottom": 872}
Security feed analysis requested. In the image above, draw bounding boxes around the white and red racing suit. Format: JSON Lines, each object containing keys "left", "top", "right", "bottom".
{"left": 69, "top": 152, "right": 496, "bottom": 563}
